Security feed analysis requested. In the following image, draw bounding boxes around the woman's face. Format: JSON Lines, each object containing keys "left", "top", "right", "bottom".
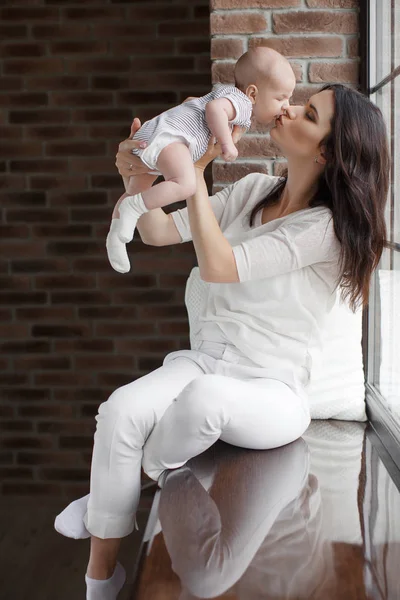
{"left": 270, "top": 89, "right": 335, "bottom": 161}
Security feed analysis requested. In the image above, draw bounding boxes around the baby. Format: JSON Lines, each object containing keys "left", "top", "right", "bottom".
{"left": 107, "top": 46, "right": 296, "bottom": 273}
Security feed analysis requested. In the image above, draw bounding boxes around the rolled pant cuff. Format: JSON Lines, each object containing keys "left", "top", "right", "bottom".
{"left": 83, "top": 509, "right": 139, "bottom": 539}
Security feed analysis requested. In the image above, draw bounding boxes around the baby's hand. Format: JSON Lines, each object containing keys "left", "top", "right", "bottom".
{"left": 221, "top": 142, "right": 238, "bottom": 162}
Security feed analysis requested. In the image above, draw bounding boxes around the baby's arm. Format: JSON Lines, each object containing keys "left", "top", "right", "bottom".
{"left": 205, "top": 98, "right": 238, "bottom": 162}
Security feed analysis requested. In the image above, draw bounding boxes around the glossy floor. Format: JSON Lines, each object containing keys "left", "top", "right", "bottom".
{"left": 133, "top": 421, "right": 400, "bottom": 600}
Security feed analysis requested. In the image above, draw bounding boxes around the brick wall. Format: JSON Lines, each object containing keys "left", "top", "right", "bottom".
{"left": 0, "top": 0, "right": 360, "bottom": 499}
{"left": 210, "top": 0, "right": 360, "bottom": 189}
{"left": 0, "top": 0, "right": 210, "bottom": 499}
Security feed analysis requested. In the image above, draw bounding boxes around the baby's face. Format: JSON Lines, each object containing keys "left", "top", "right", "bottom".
{"left": 253, "top": 73, "right": 295, "bottom": 125}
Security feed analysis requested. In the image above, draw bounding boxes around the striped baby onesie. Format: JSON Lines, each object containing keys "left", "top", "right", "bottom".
{"left": 131, "top": 84, "right": 253, "bottom": 172}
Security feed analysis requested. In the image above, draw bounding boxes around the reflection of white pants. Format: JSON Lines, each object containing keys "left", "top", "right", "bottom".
{"left": 83, "top": 341, "right": 311, "bottom": 539}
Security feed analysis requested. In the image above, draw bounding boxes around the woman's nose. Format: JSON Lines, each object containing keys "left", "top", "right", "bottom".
{"left": 284, "top": 106, "right": 297, "bottom": 120}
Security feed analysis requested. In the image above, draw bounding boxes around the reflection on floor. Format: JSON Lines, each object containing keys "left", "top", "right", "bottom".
{"left": 0, "top": 487, "right": 154, "bottom": 600}
{"left": 1, "top": 421, "right": 399, "bottom": 599}
{"left": 133, "top": 421, "right": 400, "bottom": 600}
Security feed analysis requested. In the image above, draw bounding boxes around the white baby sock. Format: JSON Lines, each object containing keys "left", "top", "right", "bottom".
{"left": 54, "top": 493, "right": 91, "bottom": 539}
{"left": 118, "top": 193, "right": 149, "bottom": 244}
{"left": 85, "top": 561, "right": 126, "bottom": 600}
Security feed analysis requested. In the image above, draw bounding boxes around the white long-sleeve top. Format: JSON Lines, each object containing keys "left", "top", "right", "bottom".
{"left": 171, "top": 173, "right": 342, "bottom": 399}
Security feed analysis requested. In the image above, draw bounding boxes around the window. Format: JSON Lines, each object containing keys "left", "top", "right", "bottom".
{"left": 363, "top": 0, "right": 400, "bottom": 464}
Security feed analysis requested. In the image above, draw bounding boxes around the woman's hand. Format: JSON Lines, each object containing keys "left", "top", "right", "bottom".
{"left": 194, "top": 125, "right": 245, "bottom": 172}
{"left": 115, "top": 118, "right": 153, "bottom": 178}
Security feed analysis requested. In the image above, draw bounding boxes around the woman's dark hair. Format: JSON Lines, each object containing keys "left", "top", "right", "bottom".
{"left": 248, "top": 83, "right": 390, "bottom": 312}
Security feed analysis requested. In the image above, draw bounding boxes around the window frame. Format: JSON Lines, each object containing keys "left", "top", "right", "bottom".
{"left": 361, "top": 0, "right": 400, "bottom": 469}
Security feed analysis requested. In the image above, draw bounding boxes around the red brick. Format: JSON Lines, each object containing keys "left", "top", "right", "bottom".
{"left": 2, "top": 190, "right": 46, "bottom": 206}
{"left": 0, "top": 276, "right": 31, "bottom": 293}
{"left": 0, "top": 225, "right": 29, "bottom": 239}
{"left": 309, "top": 61, "right": 359, "bottom": 83}
{"left": 212, "top": 0, "right": 300, "bottom": 6}
{"left": 273, "top": 11, "right": 358, "bottom": 34}
{"left": 32, "top": 324, "right": 90, "bottom": 337}
{"left": 77, "top": 306, "right": 141, "bottom": 320}
{"left": 2, "top": 388, "right": 51, "bottom": 401}
{"left": 211, "top": 38, "right": 245, "bottom": 60}
{"left": 18, "top": 405, "right": 75, "bottom": 419}
{"left": 130, "top": 72, "right": 211, "bottom": 91}
{"left": 0, "top": 292, "right": 47, "bottom": 306}
{"left": 64, "top": 7, "right": 124, "bottom": 20}
{"left": 0, "top": 174, "right": 26, "bottom": 189}
{"left": 213, "top": 161, "right": 269, "bottom": 183}
{"left": 35, "top": 372, "right": 93, "bottom": 386}
{"left": 32, "top": 224, "right": 92, "bottom": 238}
{"left": 237, "top": 136, "right": 277, "bottom": 159}
{"left": 137, "top": 305, "right": 188, "bottom": 319}
{"left": 16, "top": 306, "right": 74, "bottom": 321}
{"left": 3, "top": 58, "right": 64, "bottom": 76}
{"left": 3, "top": 483, "right": 62, "bottom": 495}
{"left": 11, "top": 259, "right": 70, "bottom": 274}
{"left": 95, "top": 323, "right": 158, "bottom": 337}
{"left": 0, "top": 77, "right": 23, "bottom": 91}
{"left": 91, "top": 76, "right": 130, "bottom": 90}
{"left": 249, "top": 36, "right": 343, "bottom": 58}
{"left": 59, "top": 436, "right": 94, "bottom": 450}
{"left": 26, "top": 75, "right": 88, "bottom": 91}
{"left": 92, "top": 21, "right": 156, "bottom": 37}
{"left": 45, "top": 140, "right": 106, "bottom": 157}
{"left": 111, "top": 39, "right": 175, "bottom": 56}
{"left": 1, "top": 7, "right": 59, "bottom": 20}
{"left": 50, "top": 291, "right": 110, "bottom": 305}
{"left": 75, "top": 355, "right": 134, "bottom": 370}
{"left": 50, "top": 92, "right": 112, "bottom": 107}
{"left": 178, "top": 39, "right": 211, "bottom": 55}
{"left": 35, "top": 274, "right": 96, "bottom": 290}
{"left": 48, "top": 190, "right": 107, "bottom": 206}
{"left": 0, "top": 466, "right": 33, "bottom": 478}
{"left": 0, "top": 373, "right": 29, "bottom": 386}
{"left": 54, "top": 339, "right": 114, "bottom": 353}
{"left": 0, "top": 141, "right": 43, "bottom": 159}
{"left": 9, "top": 109, "right": 69, "bottom": 125}
{"left": 159, "top": 20, "right": 210, "bottom": 37}
{"left": 32, "top": 22, "right": 90, "bottom": 39}
{"left": 6, "top": 208, "right": 68, "bottom": 223}
{"left": 38, "top": 422, "right": 93, "bottom": 436}
{"left": 0, "top": 24, "right": 28, "bottom": 38}
{"left": 211, "top": 12, "right": 267, "bottom": 35}
{"left": 306, "top": 0, "right": 358, "bottom": 7}
{"left": 13, "top": 356, "right": 71, "bottom": 370}
{"left": 0, "top": 436, "right": 53, "bottom": 450}
{"left": 0, "top": 93, "right": 48, "bottom": 109}
{"left": 71, "top": 109, "right": 132, "bottom": 124}
{"left": 66, "top": 57, "right": 130, "bottom": 74}
{"left": 347, "top": 37, "right": 359, "bottom": 58}
{"left": 0, "top": 42, "right": 46, "bottom": 58}
{"left": 128, "top": 5, "right": 189, "bottom": 20}
{"left": 26, "top": 125, "right": 88, "bottom": 140}
{"left": 212, "top": 62, "right": 235, "bottom": 85}
{"left": 10, "top": 158, "right": 68, "bottom": 173}
{"left": 50, "top": 40, "right": 108, "bottom": 54}
{"left": 17, "top": 450, "right": 81, "bottom": 466}
{"left": 115, "top": 339, "right": 179, "bottom": 353}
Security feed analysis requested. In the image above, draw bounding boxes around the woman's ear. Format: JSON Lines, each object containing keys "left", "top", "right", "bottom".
{"left": 318, "top": 145, "right": 327, "bottom": 165}
{"left": 245, "top": 84, "right": 257, "bottom": 105}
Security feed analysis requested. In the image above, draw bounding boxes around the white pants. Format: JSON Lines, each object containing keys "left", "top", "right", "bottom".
{"left": 83, "top": 340, "right": 311, "bottom": 539}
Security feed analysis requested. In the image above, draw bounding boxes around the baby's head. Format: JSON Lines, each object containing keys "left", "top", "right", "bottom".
{"left": 234, "top": 47, "right": 296, "bottom": 125}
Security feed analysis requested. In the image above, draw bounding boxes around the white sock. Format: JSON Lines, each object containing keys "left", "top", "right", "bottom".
{"left": 85, "top": 561, "right": 126, "bottom": 600}
{"left": 54, "top": 494, "right": 90, "bottom": 539}
{"left": 54, "top": 493, "right": 140, "bottom": 539}
{"left": 118, "top": 193, "right": 149, "bottom": 244}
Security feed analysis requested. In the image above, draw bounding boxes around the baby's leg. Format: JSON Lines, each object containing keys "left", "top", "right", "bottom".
{"left": 107, "top": 173, "right": 155, "bottom": 273}
{"left": 141, "top": 142, "right": 196, "bottom": 210}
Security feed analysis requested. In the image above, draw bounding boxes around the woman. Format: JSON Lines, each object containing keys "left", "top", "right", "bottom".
{"left": 55, "top": 84, "right": 389, "bottom": 600}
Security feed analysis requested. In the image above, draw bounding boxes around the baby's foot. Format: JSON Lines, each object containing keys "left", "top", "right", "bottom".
{"left": 54, "top": 493, "right": 90, "bottom": 539}
{"left": 118, "top": 192, "right": 149, "bottom": 243}
{"left": 106, "top": 219, "right": 131, "bottom": 274}
{"left": 85, "top": 561, "right": 126, "bottom": 600}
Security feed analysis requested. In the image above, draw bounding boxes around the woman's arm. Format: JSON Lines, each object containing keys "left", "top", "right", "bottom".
{"left": 186, "top": 129, "right": 244, "bottom": 283}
